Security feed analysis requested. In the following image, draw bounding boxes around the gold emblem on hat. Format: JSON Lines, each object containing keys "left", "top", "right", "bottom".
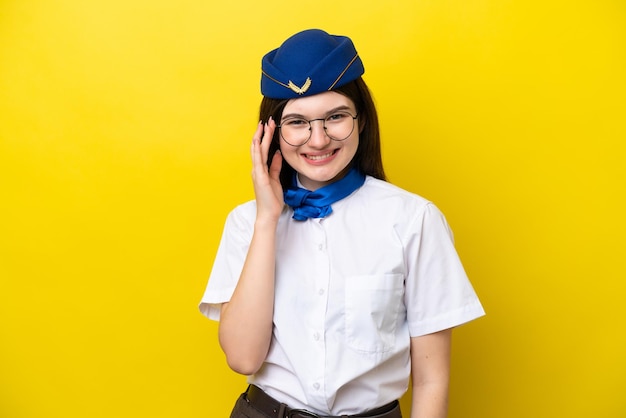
{"left": 288, "top": 77, "right": 312, "bottom": 95}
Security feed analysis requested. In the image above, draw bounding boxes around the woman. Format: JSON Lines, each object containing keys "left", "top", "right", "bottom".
{"left": 200, "top": 29, "right": 485, "bottom": 418}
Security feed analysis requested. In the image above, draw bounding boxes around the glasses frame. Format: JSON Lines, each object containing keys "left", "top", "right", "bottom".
{"left": 277, "top": 112, "right": 359, "bottom": 147}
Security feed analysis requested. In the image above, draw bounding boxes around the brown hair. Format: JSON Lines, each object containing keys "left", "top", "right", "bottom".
{"left": 259, "top": 77, "right": 387, "bottom": 189}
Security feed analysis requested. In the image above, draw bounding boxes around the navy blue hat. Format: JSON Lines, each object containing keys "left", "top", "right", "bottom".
{"left": 261, "top": 29, "right": 365, "bottom": 99}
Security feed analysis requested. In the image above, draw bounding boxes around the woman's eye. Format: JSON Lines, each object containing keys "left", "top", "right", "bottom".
{"left": 285, "top": 119, "right": 307, "bottom": 127}
{"left": 327, "top": 113, "right": 348, "bottom": 122}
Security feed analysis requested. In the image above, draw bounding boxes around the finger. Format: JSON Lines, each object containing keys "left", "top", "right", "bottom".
{"left": 251, "top": 121, "right": 263, "bottom": 156}
{"left": 269, "top": 150, "right": 282, "bottom": 181}
{"left": 251, "top": 121, "right": 264, "bottom": 174}
{"left": 260, "top": 117, "right": 276, "bottom": 166}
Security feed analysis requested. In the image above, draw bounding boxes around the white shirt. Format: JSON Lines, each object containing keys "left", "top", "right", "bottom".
{"left": 199, "top": 176, "right": 485, "bottom": 415}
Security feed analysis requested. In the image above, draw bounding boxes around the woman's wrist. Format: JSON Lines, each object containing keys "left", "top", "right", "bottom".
{"left": 254, "top": 214, "right": 280, "bottom": 231}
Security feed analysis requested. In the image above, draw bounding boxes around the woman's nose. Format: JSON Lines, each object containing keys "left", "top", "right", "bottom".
{"left": 307, "top": 120, "right": 331, "bottom": 147}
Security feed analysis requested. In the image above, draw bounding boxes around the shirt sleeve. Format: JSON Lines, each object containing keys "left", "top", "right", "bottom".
{"left": 198, "top": 202, "right": 255, "bottom": 321}
{"left": 403, "top": 202, "right": 485, "bottom": 337}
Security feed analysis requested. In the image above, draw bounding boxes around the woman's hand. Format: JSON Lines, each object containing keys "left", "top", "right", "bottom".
{"left": 251, "top": 117, "right": 283, "bottom": 223}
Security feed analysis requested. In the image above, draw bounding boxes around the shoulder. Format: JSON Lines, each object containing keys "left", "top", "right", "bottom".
{"left": 357, "top": 176, "right": 433, "bottom": 212}
{"left": 223, "top": 199, "right": 294, "bottom": 233}
{"left": 223, "top": 200, "right": 257, "bottom": 232}
{"left": 352, "top": 177, "right": 451, "bottom": 235}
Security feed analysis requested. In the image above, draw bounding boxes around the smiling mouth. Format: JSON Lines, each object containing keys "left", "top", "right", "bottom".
{"left": 305, "top": 150, "right": 336, "bottom": 161}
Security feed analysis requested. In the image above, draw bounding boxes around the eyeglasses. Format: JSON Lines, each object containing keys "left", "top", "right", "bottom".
{"left": 277, "top": 111, "right": 358, "bottom": 147}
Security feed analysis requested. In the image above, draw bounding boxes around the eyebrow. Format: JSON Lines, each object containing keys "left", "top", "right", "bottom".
{"left": 281, "top": 105, "right": 354, "bottom": 120}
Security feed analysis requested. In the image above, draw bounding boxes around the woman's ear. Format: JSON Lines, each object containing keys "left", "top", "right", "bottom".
{"left": 358, "top": 114, "right": 366, "bottom": 134}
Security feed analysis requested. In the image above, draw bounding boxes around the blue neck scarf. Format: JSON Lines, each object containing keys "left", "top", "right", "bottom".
{"left": 283, "top": 168, "right": 366, "bottom": 221}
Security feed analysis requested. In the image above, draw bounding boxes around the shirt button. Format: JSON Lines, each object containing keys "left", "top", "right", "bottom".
{"left": 318, "top": 288, "right": 325, "bottom": 296}
{"left": 318, "top": 243, "right": 324, "bottom": 251}
{"left": 313, "top": 332, "right": 320, "bottom": 341}
{"left": 313, "top": 382, "right": 320, "bottom": 390}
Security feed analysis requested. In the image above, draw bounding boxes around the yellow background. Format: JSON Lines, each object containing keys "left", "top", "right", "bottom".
{"left": 1, "top": 1, "right": 624, "bottom": 417}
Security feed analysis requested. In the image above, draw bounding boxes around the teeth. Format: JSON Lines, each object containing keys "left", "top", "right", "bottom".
{"left": 307, "top": 152, "right": 334, "bottom": 161}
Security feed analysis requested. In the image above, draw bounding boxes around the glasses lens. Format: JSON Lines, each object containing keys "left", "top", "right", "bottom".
{"left": 280, "top": 117, "right": 310, "bottom": 146}
{"left": 325, "top": 111, "right": 356, "bottom": 141}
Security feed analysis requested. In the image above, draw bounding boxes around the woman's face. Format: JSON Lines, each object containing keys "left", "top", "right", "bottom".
{"left": 278, "top": 91, "right": 360, "bottom": 191}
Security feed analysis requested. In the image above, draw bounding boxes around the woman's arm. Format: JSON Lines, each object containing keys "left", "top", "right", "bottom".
{"left": 218, "top": 119, "right": 283, "bottom": 375}
{"left": 410, "top": 328, "right": 452, "bottom": 418}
